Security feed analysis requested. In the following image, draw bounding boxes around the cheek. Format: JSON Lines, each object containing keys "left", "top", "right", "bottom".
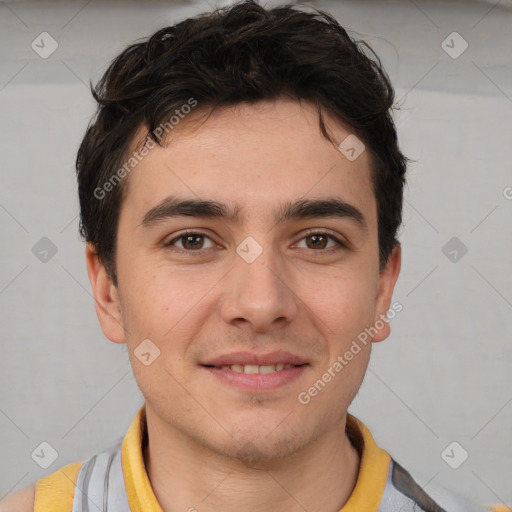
{"left": 120, "top": 267, "right": 198, "bottom": 334}
{"left": 120, "top": 266, "right": 221, "bottom": 374}
{"left": 301, "top": 269, "right": 377, "bottom": 337}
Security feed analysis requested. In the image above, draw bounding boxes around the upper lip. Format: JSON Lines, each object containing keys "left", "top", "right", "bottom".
{"left": 202, "top": 351, "right": 308, "bottom": 367}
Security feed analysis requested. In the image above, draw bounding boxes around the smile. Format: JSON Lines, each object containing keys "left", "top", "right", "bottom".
{"left": 201, "top": 363, "right": 309, "bottom": 392}
{"left": 207, "top": 363, "right": 300, "bottom": 374}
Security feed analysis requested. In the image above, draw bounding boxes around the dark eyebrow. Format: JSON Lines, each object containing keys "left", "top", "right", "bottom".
{"left": 275, "top": 198, "right": 366, "bottom": 230}
{"left": 140, "top": 196, "right": 243, "bottom": 227}
{"left": 140, "top": 195, "right": 366, "bottom": 230}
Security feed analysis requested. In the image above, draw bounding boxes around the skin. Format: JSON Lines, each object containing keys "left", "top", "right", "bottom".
{"left": 0, "top": 485, "right": 34, "bottom": 512}
{"left": 84, "top": 97, "right": 401, "bottom": 512}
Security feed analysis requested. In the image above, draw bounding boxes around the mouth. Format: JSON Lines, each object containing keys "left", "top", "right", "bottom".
{"left": 202, "top": 363, "right": 305, "bottom": 374}
{"left": 200, "top": 352, "right": 309, "bottom": 392}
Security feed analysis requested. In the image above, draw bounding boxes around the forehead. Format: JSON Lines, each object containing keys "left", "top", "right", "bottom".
{"left": 121, "top": 98, "right": 376, "bottom": 228}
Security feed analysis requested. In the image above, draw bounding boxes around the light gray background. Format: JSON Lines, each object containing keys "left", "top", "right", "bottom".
{"left": 1, "top": 0, "right": 511, "bottom": 507}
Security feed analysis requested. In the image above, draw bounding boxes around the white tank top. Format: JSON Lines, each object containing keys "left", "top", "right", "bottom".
{"left": 71, "top": 441, "right": 131, "bottom": 512}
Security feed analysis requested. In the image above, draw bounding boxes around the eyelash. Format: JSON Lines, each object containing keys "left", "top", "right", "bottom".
{"left": 164, "top": 229, "right": 347, "bottom": 254}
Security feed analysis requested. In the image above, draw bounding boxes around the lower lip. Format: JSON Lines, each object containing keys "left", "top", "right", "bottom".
{"left": 201, "top": 365, "right": 308, "bottom": 392}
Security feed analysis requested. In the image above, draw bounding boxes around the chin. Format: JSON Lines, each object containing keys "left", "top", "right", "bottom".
{"left": 209, "top": 415, "right": 317, "bottom": 466}
{"left": 215, "top": 434, "right": 310, "bottom": 467}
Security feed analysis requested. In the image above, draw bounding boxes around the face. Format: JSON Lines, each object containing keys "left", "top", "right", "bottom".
{"left": 87, "top": 97, "right": 401, "bottom": 463}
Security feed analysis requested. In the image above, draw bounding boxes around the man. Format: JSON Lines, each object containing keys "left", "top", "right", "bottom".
{"left": 1, "top": 1, "right": 490, "bottom": 510}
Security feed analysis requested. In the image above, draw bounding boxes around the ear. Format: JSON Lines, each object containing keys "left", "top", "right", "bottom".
{"left": 371, "top": 243, "right": 402, "bottom": 343}
{"left": 85, "top": 243, "right": 126, "bottom": 344}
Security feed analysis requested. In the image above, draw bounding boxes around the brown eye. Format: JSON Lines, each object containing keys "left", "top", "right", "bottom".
{"left": 181, "top": 234, "right": 204, "bottom": 250}
{"left": 166, "top": 232, "right": 215, "bottom": 251}
{"left": 297, "top": 232, "right": 344, "bottom": 251}
{"left": 306, "top": 234, "right": 328, "bottom": 249}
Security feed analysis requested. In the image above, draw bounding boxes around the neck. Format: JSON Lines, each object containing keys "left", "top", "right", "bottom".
{"left": 142, "top": 406, "right": 361, "bottom": 512}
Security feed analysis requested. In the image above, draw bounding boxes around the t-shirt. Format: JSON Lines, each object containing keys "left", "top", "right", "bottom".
{"left": 33, "top": 405, "right": 489, "bottom": 511}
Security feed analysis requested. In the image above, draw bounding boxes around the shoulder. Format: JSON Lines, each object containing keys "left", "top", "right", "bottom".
{"left": 33, "top": 461, "right": 83, "bottom": 512}
{"left": 383, "top": 459, "right": 488, "bottom": 512}
{"left": 424, "top": 478, "right": 490, "bottom": 512}
{"left": 0, "top": 484, "right": 35, "bottom": 512}
{"left": 0, "top": 460, "right": 84, "bottom": 512}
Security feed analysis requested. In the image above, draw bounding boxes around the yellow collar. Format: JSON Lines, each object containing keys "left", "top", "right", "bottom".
{"left": 121, "top": 405, "right": 390, "bottom": 512}
{"left": 121, "top": 405, "right": 163, "bottom": 511}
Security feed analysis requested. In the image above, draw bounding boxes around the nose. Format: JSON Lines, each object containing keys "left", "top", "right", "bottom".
{"left": 219, "top": 246, "right": 299, "bottom": 335}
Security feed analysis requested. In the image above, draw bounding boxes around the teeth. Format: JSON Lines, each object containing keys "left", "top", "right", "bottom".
{"left": 217, "top": 364, "right": 298, "bottom": 373}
